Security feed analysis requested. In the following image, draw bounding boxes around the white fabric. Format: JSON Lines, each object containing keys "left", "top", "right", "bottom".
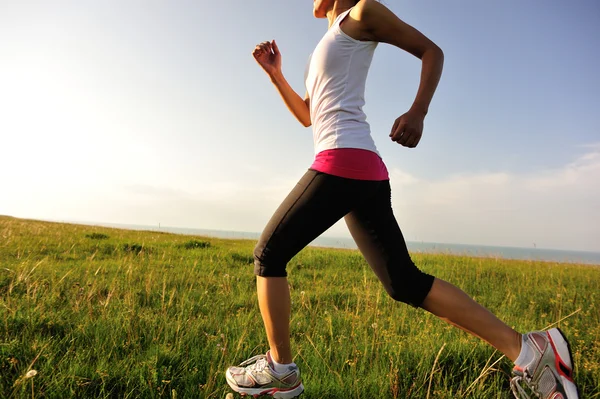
{"left": 305, "top": 8, "right": 380, "bottom": 155}
{"left": 271, "top": 357, "right": 296, "bottom": 375}
{"left": 513, "top": 334, "right": 532, "bottom": 368}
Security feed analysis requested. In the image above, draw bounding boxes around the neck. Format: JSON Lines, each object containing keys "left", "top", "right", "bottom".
{"left": 326, "top": 1, "right": 355, "bottom": 28}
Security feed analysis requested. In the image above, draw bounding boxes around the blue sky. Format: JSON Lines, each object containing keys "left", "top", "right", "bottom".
{"left": 0, "top": 0, "right": 599, "bottom": 251}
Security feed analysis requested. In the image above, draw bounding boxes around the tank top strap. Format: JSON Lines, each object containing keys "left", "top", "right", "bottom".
{"left": 333, "top": 8, "right": 354, "bottom": 29}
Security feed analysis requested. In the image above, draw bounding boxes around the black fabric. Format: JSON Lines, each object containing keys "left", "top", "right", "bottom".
{"left": 253, "top": 168, "right": 434, "bottom": 307}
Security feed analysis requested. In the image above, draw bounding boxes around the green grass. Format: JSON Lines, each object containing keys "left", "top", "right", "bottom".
{"left": 0, "top": 215, "right": 598, "bottom": 398}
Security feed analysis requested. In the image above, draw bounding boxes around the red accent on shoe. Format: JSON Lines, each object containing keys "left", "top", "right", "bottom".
{"left": 546, "top": 331, "right": 574, "bottom": 382}
{"left": 259, "top": 382, "right": 303, "bottom": 396}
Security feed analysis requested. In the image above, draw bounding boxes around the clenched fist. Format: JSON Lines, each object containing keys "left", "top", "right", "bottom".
{"left": 252, "top": 40, "right": 281, "bottom": 77}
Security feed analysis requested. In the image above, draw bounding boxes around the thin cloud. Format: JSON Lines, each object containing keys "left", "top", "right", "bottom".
{"left": 388, "top": 144, "right": 600, "bottom": 251}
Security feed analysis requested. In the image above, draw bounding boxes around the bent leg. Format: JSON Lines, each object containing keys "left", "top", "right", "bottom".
{"left": 345, "top": 180, "right": 521, "bottom": 361}
{"left": 344, "top": 180, "right": 434, "bottom": 307}
{"left": 254, "top": 169, "right": 380, "bottom": 363}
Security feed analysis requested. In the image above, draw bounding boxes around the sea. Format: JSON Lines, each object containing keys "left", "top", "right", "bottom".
{"left": 70, "top": 220, "right": 600, "bottom": 266}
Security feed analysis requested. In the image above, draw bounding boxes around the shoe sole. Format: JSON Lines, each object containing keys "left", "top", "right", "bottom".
{"left": 228, "top": 383, "right": 304, "bottom": 399}
{"left": 226, "top": 370, "right": 304, "bottom": 399}
{"left": 548, "top": 328, "right": 580, "bottom": 399}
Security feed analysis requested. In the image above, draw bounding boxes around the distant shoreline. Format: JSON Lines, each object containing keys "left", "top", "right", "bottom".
{"left": 9, "top": 216, "right": 597, "bottom": 266}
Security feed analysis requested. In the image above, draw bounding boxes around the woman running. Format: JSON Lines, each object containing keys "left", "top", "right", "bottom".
{"left": 225, "top": 1, "right": 579, "bottom": 398}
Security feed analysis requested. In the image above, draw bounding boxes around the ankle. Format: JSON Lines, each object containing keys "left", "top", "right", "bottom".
{"left": 512, "top": 333, "right": 528, "bottom": 365}
{"left": 270, "top": 350, "right": 293, "bottom": 365}
{"left": 269, "top": 349, "right": 294, "bottom": 365}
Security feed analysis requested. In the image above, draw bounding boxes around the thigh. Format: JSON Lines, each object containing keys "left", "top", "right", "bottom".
{"left": 254, "top": 169, "right": 379, "bottom": 277}
{"left": 344, "top": 181, "right": 434, "bottom": 307}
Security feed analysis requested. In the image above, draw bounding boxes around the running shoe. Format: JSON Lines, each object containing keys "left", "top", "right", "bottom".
{"left": 225, "top": 351, "right": 304, "bottom": 398}
{"left": 510, "top": 328, "right": 579, "bottom": 399}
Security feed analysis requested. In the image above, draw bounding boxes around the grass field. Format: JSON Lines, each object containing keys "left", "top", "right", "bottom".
{"left": 1, "top": 215, "right": 598, "bottom": 398}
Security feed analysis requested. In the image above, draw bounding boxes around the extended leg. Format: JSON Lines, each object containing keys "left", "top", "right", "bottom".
{"left": 421, "top": 278, "right": 522, "bottom": 361}
{"left": 344, "top": 180, "right": 522, "bottom": 361}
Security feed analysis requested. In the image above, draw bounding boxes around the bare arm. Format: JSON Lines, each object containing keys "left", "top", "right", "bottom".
{"left": 357, "top": 0, "right": 444, "bottom": 147}
{"left": 361, "top": 0, "right": 444, "bottom": 116}
{"left": 253, "top": 40, "right": 311, "bottom": 128}
{"left": 270, "top": 70, "right": 312, "bottom": 127}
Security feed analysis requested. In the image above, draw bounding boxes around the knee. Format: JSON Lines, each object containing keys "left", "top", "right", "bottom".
{"left": 385, "top": 271, "right": 435, "bottom": 308}
{"left": 386, "top": 286, "right": 417, "bottom": 306}
{"left": 253, "top": 242, "right": 288, "bottom": 278}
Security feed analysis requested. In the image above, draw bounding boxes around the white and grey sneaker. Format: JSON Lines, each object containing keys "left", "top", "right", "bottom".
{"left": 511, "top": 328, "right": 579, "bottom": 399}
{"left": 225, "top": 351, "right": 304, "bottom": 398}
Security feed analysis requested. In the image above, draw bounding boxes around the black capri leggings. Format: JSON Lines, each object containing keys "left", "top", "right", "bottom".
{"left": 253, "top": 168, "right": 435, "bottom": 308}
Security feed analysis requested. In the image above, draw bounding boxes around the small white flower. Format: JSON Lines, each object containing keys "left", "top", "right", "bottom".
{"left": 371, "top": 323, "right": 378, "bottom": 329}
{"left": 25, "top": 370, "right": 38, "bottom": 379}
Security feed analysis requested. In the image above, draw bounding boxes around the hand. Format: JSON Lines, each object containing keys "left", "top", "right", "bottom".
{"left": 252, "top": 40, "right": 281, "bottom": 77}
{"left": 389, "top": 109, "right": 425, "bottom": 148}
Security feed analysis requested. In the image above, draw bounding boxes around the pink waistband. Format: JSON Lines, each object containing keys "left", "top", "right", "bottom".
{"left": 310, "top": 148, "right": 389, "bottom": 181}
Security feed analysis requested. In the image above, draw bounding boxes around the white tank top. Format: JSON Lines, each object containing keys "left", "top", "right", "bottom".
{"left": 305, "top": 8, "right": 379, "bottom": 155}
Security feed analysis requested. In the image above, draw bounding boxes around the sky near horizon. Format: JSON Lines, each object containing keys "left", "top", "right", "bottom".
{"left": 0, "top": 1, "right": 599, "bottom": 252}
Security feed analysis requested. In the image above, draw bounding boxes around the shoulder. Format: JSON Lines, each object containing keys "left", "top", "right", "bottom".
{"left": 351, "top": 1, "right": 441, "bottom": 56}
{"left": 349, "top": 0, "right": 397, "bottom": 39}
{"left": 350, "top": 0, "right": 389, "bottom": 21}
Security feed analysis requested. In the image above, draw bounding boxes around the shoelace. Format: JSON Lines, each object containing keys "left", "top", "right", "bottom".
{"left": 510, "top": 369, "right": 541, "bottom": 399}
{"left": 511, "top": 376, "right": 530, "bottom": 399}
{"left": 238, "top": 355, "right": 270, "bottom": 373}
{"left": 250, "top": 358, "right": 269, "bottom": 373}
{"left": 239, "top": 355, "right": 266, "bottom": 367}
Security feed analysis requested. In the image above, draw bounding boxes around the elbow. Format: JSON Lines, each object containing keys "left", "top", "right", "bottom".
{"left": 423, "top": 44, "right": 443, "bottom": 60}
{"left": 436, "top": 46, "right": 444, "bottom": 62}
{"left": 300, "top": 115, "right": 311, "bottom": 127}
{"left": 431, "top": 45, "right": 444, "bottom": 62}
{"left": 421, "top": 45, "right": 444, "bottom": 70}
